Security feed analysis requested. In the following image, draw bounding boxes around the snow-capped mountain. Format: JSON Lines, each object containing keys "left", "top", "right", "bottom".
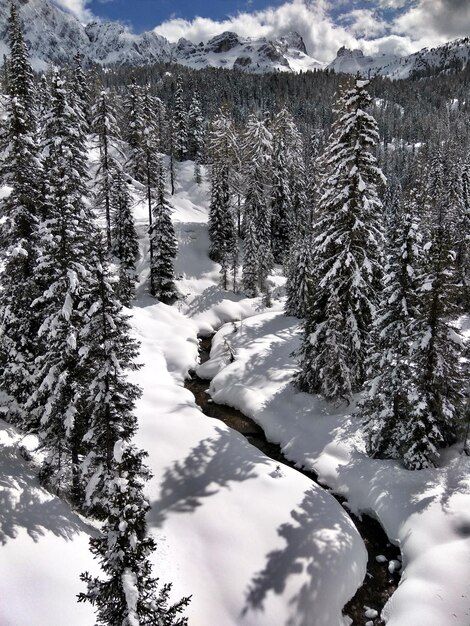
{"left": 1, "top": 0, "right": 469, "bottom": 77}
{"left": 328, "top": 38, "right": 470, "bottom": 79}
{"left": 172, "top": 30, "right": 324, "bottom": 73}
{"left": 0, "top": 0, "right": 323, "bottom": 73}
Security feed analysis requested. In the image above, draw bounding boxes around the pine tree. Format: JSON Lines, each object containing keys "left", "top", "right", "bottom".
{"left": 79, "top": 240, "right": 142, "bottom": 512}
{"left": 242, "top": 115, "right": 273, "bottom": 297}
{"left": 173, "top": 75, "right": 187, "bottom": 162}
{"left": 284, "top": 233, "right": 313, "bottom": 318}
{"left": 187, "top": 92, "right": 205, "bottom": 182}
{"left": 79, "top": 442, "right": 190, "bottom": 626}
{"left": 93, "top": 89, "right": 120, "bottom": 249}
{"left": 0, "top": 5, "right": 42, "bottom": 426}
{"left": 26, "top": 70, "right": 95, "bottom": 500}
{"left": 296, "top": 79, "right": 385, "bottom": 401}
{"left": 77, "top": 249, "right": 189, "bottom": 622}
{"left": 455, "top": 157, "right": 470, "bottom": 310}
{"left": 272, "top": 108, "right": 307, "bottom": 236}
{"left": 242, "top": 215, "right": 259, "bottom": 298}
{"left": 149, "top": 157, "right": 178, "bottom": 303}
{"left": 360, "top": 196, "right": 424, "bottom": 465}
{"left": 208, "top": 163, "right": 237, "bottom": 289}
{"left": 70, "top": 52, "right": 91, "bottom": 132}
{"left": 407, "top": 157, "right": 467, "bottom": 468}
{"left": 5, "top": 2, "right": 35, "bottom": 130}
{"left": 270, "top": 135, "right": 292, "bottom": 263}
{"left": 125, "top": 79, "right": 145, "bottom": 182}
{"left": 111, "top": 168, "right": 139, "bottom": 306}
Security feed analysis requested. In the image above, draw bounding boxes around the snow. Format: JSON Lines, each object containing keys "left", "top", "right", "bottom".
{"left": 122, "top": 568, "right": 139, "bottom": 626}
{"left": 201, "top": 311, "right": 470, "bottom": 626}
{"left": 0, "top": 419, "right": 99, "bottom": 626}
{"left": 2, "top": 154, "right": 468, "bottom": 626}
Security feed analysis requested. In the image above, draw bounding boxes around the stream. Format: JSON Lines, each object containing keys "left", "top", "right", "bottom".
{"left": 185, "top": 335, "right": 401, "bottom": 626}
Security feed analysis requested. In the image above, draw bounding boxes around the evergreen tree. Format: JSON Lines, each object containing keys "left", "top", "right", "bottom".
{"left": 79, "top": 442, "right": 190, "bottom": 626}
{"left": 455, "top": 157, "right": 470, "bottom": 310}
{"left": 272, "top": 108, "right": 307, "bottom": 236}
{"left": 360, "top": 197, "right": 424, "bottom": 466}
{"left": 111, "top": 168, "right": 139, "bottom": 305}
{"left": 93, "top": 89, "right": 120, "bottom": 249}
{"left": 26, "top": 70, "right": 95, "bottom": 501}
{"left": 208, "top": 163, "right": 237, "bottom": 289}
{"left": 173, "top": 75, "right": 188, "bottom": 161}
{"left": 296, "top": 79, "right": 385, "bottom": 401}
{"left": 149, "top": 157, "right": 178, "bottom": 303}
{"left": 242, "top": 115, "right": 274, "bottom": 297}
{"left": 187, "top": 91, "right": 205, "bottom": 182}
{"left": 0, "top": 6, "right": 42, "bottom": 426}
{"left": 70, "top": 52, "right": 91, "bottom": 132}
{"left": 407, "top": 158, "right": 467, "bottom": 467}
{"left": 284, "top": 233, "right": 312, "bottom": 318}
{"left": 124, "top": 79, "right": 145, "bottom": 181}
{"left": 5, "top": 2, "right": 35, "bottom": 130}
{"left": 79, "top": 240, "right": 142, "bottom": 511}
{"left": 270, "top": 135, "right": 292, "bottom": 263}
{"left": 242, "top": 215, "right": 259, "bottom": 298}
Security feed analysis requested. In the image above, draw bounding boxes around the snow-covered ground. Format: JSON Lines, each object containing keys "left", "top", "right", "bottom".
{"left": 2, "top": 156, "right": 469, "bottom": 625}
{"left": 200, "top": 311, "right": 470, "bottom": 626}
{"left": 1, "top": 160, "right": 367, "bottom": 626}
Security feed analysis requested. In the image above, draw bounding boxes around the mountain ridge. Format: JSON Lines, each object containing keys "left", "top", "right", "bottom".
{"left": 1, "top": 0, "right": 469, "bottom": 78}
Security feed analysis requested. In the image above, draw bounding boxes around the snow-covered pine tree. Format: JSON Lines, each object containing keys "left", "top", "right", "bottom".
{"left": 173, "top": 75, "right": 188, "bottom": 162}
{"left": 270, "top": 135, "right": 291, "bottom": 263}
{"left": 26, "top": 69, "right": 95, "bottom": 501}
{"left": 4, "top": 2, "right": 35, "bottom": 130}
{"left": 78, "top": 243, "right": 190, "bottom": 624}
{"left": 359, "top": 194, "right": 424, "bottom": 465}
{"left": 241, "top": 214, "right": 259, "bottom": 298}
{"left": 124, "top": 79, "right": 145, "bottom": 182}
{"left": 140, "top": 84, "right": 161, "bottom": 227}
{"left": 405, "top": 153, "right": 467, "bottom": 468}
{"left": 242, "top": 115, "right": 274, "bottom": 298}
{"left": 272, "top": 108, "right": 307, "bottom": 236}
{"left": 93, "top": 89, "right": 120, "bottom": 249}
{"left": 149, "top": 156, "right": 178, "bottom": 303}
{"left": 284, "top": 232, "right": 313, "bottom": 318}
{"left": 79, "top": 441, "right": 190, "bottom": 626}
{"left": 0, "top": 4, "right": 42, "bottom": 427}
{"left": 208, "top": 107, "right": 242, "bottom": 232}
{"left": 208, "top": 162, "right": 237, "bottom": 289}
{"left": 187, "top": 91, "right": 205, "bottom": 183}
{"left": 111, "top": 168, "right": 139, "bottom": 306}
{"left": 70, "top": 52, "right": 91, "bottom": 132}
{"left": 296, "top": 78, "right": 385, "bottom": 400}
{"left": 78, "top": 238, "right": 142, "bottom": 512}
{"left": 460, "top": 158, "right": 470, "bottom": 310}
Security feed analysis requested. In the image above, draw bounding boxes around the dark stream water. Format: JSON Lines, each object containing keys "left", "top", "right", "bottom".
{"left": 185, "top": 335, "right": 401, "bottom": 625}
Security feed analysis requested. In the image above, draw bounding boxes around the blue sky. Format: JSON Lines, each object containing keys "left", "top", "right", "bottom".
{"left": 86, "top": 0, "right": 287, "bottom": 33}
{"left": 54, "top": 0, "right": 470, "bottom": 63}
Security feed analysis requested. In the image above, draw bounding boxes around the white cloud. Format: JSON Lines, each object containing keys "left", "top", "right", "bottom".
{"left": 51, "top": 0, "right": 95, "bottom": 22}
{"left": 392, "top": 0, "right": 470, "bottom": 44}
{"left": 339, "top": 9, "right": 387, "bottom": 38}
{"left": 52, "top": 0, "right": 470, "bottom": 61}
{"left": 154, "top": 0, "right": 359, "bottom": 63}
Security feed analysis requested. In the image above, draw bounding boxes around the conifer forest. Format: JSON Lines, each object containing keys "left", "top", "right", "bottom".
{"left": 0, "top": 3, "right": 469, "bottom": 626}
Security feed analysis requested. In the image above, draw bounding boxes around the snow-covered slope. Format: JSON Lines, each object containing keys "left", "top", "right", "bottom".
{"left": 0, "top": 0, "right": 323, "bottom": 73}
{"left": 329, "top": 37, "right": 470, "bottom": 79}
{"left": 173, "top": 30, "right": 325, "bottom": 74}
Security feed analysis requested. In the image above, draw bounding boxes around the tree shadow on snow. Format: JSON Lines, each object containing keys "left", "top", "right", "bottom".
{"left": 185, "top": 284, "right": 246, "bottom": 318}
{"left": 174, "top": 222, "right": 215, "bottom": 280}
{"left": 242, "top": 486, "right": 362, "bottom": 626}
{"left": 0, "top": 427, "right": 95, "bottom": 545}
{"left": 148, "top": 426, "right": 270, "bottom": 528}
